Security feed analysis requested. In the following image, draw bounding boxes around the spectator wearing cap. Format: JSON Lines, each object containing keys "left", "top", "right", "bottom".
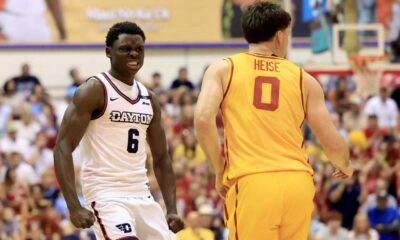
{"left": 177, "top": 211, "right": 214, "bottom": 240}
{"left": 0, "top": 122, "right": 31, "bottom": 160}
{"left": 367, "top": 191, "right": 399, "bottom": 240}
{"left": 199, "top": 204, "right": 226, "bottom": 240}
{"left": 364, "top": 86, "right": 398, "bottom": 132}
{"left": 198, "top": 204, "right": 215, "bottom": 229}
{"left": 316, "top": 211, "right": 350, "bottom": 240}
{"left": 343, "top": 95, "right": 367, "bottom": 131}
{"left": 360, "top": 179, "right": 397, "bottom": 214}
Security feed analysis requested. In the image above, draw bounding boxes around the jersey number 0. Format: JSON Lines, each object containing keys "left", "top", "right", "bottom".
{"left": 253, "top": 76, "right": 280, "bottom": 111}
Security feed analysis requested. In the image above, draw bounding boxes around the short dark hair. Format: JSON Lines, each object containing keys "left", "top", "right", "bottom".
{"left": 242, "top": 1, "right": 291, "bottom": 43}
{"left": 152, "top": 72, "right": 161, "bottom": 78}
{"left": 106, "top": 22, "right": 146, "bottom": 47}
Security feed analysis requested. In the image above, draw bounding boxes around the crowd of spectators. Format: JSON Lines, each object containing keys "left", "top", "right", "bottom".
{"left": 2, "top": 58, "right": 400, "bottom": 240}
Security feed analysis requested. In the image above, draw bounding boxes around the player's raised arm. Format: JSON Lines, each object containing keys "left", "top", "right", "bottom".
{"left": 146, "top": 92, "right": 184, "bottom": 233}
{"left": 54, "top": 79, "right": 104, "bottom": 228}
{"left": 194, "top": 60, "right": 228, "bottom": 198}
{"left": 305, "top": 72, "right": 353, "bottom": 178}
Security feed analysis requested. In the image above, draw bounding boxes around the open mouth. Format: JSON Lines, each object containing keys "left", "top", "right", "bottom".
{"left": 127, "top": 61, "right": 140, "bottom": 69}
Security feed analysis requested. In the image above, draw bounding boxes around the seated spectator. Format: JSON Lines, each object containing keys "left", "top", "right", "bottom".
{"left": 363, "top": 114, "right": 386, "bottom": 158}
{"left": 367, "top": 191, "right": 399, "bottom": 240}
{"left": 360, "top": 179, "right": 397, "bottom": 214}
{"left": 2, "top": 79, "right": 23, "bottom": 120}
{"left": 1, "top": 207, "right": 22, "bottom": 239}
{"left": 170, "top": 67, "right": 195, "bottom": 91}
{"left": 328, "top": 175, "right": 363, "bottom": 229}
{"left": 0, "top": 96, "right": 12, "bottom": 136}
{"left": 173, "top": 130, "right": 206, "bottom": 167}
{"left": 180, "top": 90, "right": 196, "bottom": 106}
{"left": 2, "top": 168, "right": 30, "bottom": 218}
{"left": 348, "top": 213, "right": 379, "bottom": 240}
{"left": 327, "top": 76, "right": 351, "bottom": 115}
{"left": 41, "top": 171, "right": 59, "bottom": 206}
{"left": 8, "top": 149, "right": 39, "bottom": 186}
{"left": 0, "top": 122, "right": 31, "bottom": 160}
{"left": 342, "top": 95, "right": 367, "bottom": 131}
{"left": 68, "top": 68, "right": 84, "bottom": 89}
{"left": 38, "top": 200, "right": 61, "bottom": 239}
{"left": 174, "top": 104, "right": 194, "bottom": 135}
{"left": 364, "top": 86, "right": 398, "bottom": 132}
{"left": 29, "top": 85, "right": 50, "bottom": 118}
{"left": 316, "top": 211, "right": 350, "bottom": 240}
{"left": 149, "top": 72, "right": 164, "bottom": 94}
{"left": 8, "top": 63, "right": 41, "bottom": 97}
{"left": 15, "top": 105, "right": 41, "bottom": 144}
{"left": 177, "top": 211, "right": 214, "bottom": 240}
{"left": 331, "top": 112, "right": 348, "bottom": 140}
{"left": 28, "top": 133, "right": 53, "bottom": 176}
{"left": 309, "top": 208, "right": 327, "bottom": 240}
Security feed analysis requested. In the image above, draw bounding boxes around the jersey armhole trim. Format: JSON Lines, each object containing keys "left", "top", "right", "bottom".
{"left": 90, "top": 76, "right": 108, "bottom": 120}
{"left": 300, "top": 67, "right": 306, "bottom": 115}
{"left": 222, "top": 57, "right": 234, "bottom": 103}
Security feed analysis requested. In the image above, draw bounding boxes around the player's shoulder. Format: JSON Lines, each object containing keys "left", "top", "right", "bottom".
{"left": 72, "top": 74, "right": 105, "bottom": 107}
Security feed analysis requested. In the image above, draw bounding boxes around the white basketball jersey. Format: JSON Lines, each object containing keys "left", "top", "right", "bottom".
{"left": 80, "top": 72, "right": 153, "bottom": 202}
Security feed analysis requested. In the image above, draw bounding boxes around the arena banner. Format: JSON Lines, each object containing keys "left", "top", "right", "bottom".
{"left": 0, "top": 0, "right": 295, "bottom": 44}
{"left": 56, "top": 0, "right": 226, "bottom": 43}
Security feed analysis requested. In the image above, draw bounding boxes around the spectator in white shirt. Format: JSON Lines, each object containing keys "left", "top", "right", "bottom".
{"left": 8, "top": 150, "right": 39, "bottom": 185}
{"left": 364, "top": 87, "right": 398, "bottom": 131}
{"left": 0, "top": 122, "right": 31, "bottom": 160}
{"left": 316, "top": 211, "right": 350, "bottom": 240}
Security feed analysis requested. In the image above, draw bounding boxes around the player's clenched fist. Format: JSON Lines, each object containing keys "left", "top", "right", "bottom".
{"left": 70, "top": 207, "right": 96, "bottom": 229}
{"left": 166, "top": 214, "right": 184, "bottom": 233}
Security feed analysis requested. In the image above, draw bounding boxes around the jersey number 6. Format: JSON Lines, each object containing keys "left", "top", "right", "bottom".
{"left": 127, "top": 128, "right": 139, "bottom": 153}
{"left": 253, "top": 76, "right": 280, "bottom": 111}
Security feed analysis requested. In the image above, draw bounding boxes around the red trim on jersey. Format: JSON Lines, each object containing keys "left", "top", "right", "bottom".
{"left": 91, "top": 76, "right": 108, "bottom": 120}
{"left": 222, "top": 58, "right": 234, "bottom": 104}
{"left": 299, "top": 68, "right": 305, "bottom": 113}
{"left": 299, "top": 68, "right": 306, "bottom": 148}
{"left": 91, "top": 202, "right": 111, "bottom": 240}
{"left": 234, "top": 183, "right": 239, "bottom": 240}
{"left": 223, "top": 203, "right": 229, "bottom": 223}
{"left": 102, "top": 72, "right": 142, "bottom": 104}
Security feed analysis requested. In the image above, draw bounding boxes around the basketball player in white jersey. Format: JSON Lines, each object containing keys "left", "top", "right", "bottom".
{"left": 54, "top": 22, "right": 184, "bottom": 239}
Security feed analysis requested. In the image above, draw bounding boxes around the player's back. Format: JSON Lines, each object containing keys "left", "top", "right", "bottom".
{"left": 221, "top": 53, "right": 313, "bottom": 183}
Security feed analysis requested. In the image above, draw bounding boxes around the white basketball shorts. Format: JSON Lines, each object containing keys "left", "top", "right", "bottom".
{"left": 86, "top": 195, "right": 176, "bottom": 240}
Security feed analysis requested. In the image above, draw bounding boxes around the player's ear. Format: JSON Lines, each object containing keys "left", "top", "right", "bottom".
{"left": 105, "top": 47, "right": 111, "bottom": 58}
{"left": 276, "top": 30, "right": 283, "bottom": 45}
